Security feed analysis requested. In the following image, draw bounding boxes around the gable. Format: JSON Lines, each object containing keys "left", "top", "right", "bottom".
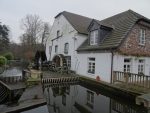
{"left": 88, "top": 20, "right": 100, "bottom": 31}
{"left": 49, "top": 14, "right": 77, "bottom": 41}
{"left": 57, "top": 11, "right": 92, "bottom": 35}
{"left": 118, "top": 22, "right": 150, "bottom": 56}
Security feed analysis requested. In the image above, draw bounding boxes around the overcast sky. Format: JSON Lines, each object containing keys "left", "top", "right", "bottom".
{"left": 0, "top": 0, "right": 150, "bottom": 43}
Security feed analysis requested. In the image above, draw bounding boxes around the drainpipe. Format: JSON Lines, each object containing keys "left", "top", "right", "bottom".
{"left": 73, "top": 33, "right": 77, "bottom": 72}
{"left": 49, "top": 40, "right": 53, "bottom": 61}
{"left": 110, "top": 51, "right": 114, "bottom": 84}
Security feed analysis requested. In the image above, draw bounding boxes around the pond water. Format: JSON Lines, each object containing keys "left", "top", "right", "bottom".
{"left": 43, "top": 83, "right": 148, "bottom": 113}
{"left": 0, "top": 67, "right": 22, "bottom": 77}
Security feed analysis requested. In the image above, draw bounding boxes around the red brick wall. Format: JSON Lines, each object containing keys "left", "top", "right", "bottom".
{"left": 118, "top": 22, "right": 150, "bottom": 56}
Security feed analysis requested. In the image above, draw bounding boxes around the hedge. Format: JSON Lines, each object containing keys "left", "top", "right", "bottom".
{"left": 3, "top": 52, "right": 14, "bottom": 60}
{"left": 0, "top": 56, "right": 7, "bottom": 66}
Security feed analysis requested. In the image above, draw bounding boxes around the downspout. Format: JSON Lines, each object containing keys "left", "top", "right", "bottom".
{"left": 110, "top": 51, "right": 114, "bottom": 84}
{"left": 49, "top": 40, "right": 53, "bottom": 61}
{"left": 73, "top": 33, "right": 78, "bottom": 72}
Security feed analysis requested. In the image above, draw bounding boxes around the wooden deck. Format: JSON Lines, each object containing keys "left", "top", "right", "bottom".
{"left": 0, "top": 69, "right": 48, "bottom": 113}
{"left": 0, "top": 79, "right": 26, "bottom": 91}
{"left": 0, "top": 84, "right": 46, "bottom": 113}
{"left": 7, "top": 82, "right": 26, "bottom": 90}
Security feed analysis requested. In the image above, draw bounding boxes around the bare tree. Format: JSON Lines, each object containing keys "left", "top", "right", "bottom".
{"left": 20, "top": 14, "right": 51, "bottom": 61}
{"left": 21, "top": 14, "right": 43, "bottom": 45}
{"left": 19, "top": 33, "right": 35, "bottom": 61}
{"left": 41, "top": 22, "right": 51, "bottom": 46}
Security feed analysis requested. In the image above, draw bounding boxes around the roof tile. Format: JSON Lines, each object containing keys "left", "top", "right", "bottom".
{"left": 57, "top": 10, "right": 150, "bottom": 51}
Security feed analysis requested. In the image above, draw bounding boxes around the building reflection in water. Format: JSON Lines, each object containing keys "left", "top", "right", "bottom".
{"left": 43, "top": 83, "right": 148, "bottom": 113}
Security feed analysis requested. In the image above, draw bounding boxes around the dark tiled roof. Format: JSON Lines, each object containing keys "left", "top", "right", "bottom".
{"left": 56, "top": 11, "right": 92, "bottom": 34}
{"left": 77, "top": 10, "right": 150, "bottom": 51}
{"left": 56, "top": 10, "right": 150, "bottom": 51}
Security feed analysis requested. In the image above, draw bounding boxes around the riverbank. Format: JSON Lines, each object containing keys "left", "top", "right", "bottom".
{"left": 79, "top": 76, "right": 142, "bottom": 99}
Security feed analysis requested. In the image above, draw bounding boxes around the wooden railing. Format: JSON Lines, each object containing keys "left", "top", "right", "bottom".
{"left": 113, "top": 71, "right": 150, "bottom": 89}
{"left": 0, "top": 70, "right": 31, "bottom": 84}
{"left": 111, "top": 99, "right": 137, "bottom": 113}
{"left": 0, "top": 76, "right": 24, "bottom": 83}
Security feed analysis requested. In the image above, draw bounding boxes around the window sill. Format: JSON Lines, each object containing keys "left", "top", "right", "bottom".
{"left": 87, "top": 72, "right": 95, "bottom": 76}
{"left": 56, "top": 35, "right": 62, "bottom": 39}
{"left": 139, "top": 43, "right": 145, "bottom": 46}
{"left": 64, "top": 52, "right": 68, "bottom": 54}
{"left": 89, "top": 44, "right": 98, "bottom": 46}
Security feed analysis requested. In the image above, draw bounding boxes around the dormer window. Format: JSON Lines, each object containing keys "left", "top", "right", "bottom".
{"left": 90, "top": 30, "right": 98, "bottom": 45}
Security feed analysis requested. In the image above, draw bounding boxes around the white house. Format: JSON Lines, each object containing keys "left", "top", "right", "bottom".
{"left": 46, "top": 10, "right": 150, "bottom": 83}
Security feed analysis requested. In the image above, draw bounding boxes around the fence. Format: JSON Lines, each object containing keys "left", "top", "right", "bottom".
{"left": 111, "top": 99, "right": 137, "bottom": 113}
{"left": 0, "top": 76, "right": 24, "bottom": 83}
{"left": 0, "top": 70, "right": 31, "bottom": 84}
{"left": 113, "top": 71, "right": 150, "bottom": 88}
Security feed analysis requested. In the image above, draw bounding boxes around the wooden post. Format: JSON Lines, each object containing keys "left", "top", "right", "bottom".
{"left": 146, "top": 76, "right": 149, "bottom": 89}
{"left": 125, "top": 73, "right": 129, "bottom": 88}
{"left": 40, "top": 72, "right": 43, "bottom": 84}
{"left": 112, "top": 71, "right": 116, "bottom": 84}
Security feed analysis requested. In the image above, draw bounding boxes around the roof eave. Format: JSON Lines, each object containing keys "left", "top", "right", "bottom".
{"left": 77, "top": 46, "right": 117, "bottom": 52}
{"left": 77, "top": 31, "right": 88, "bottom": 35}
{"left": 55, "top": 11, "right": 64, "bottom": 18}
{"left": 138, "top": 18, "right": 150, "bottom": 24}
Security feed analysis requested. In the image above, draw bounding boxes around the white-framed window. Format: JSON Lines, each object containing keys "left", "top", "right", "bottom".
{"left": 87, "top": 90, "right": 94, "bottom": 109}
{"left": 139, "top": 29, "right": 146, "bottom": 45}
{"left": 138, "top": 59, "right": 145, "bottom": 74}
{"left": 55, "top": 45, "right": 58, "bottom": 53}
{"left": 124, "top": 58, "right": 131, "bottom": 73}
{"left": 64, "top": 43, "right": 69, "bottom": 54}
{"left": 90, "top": 30, "right": 98, "bottom": 45}
{"left": 88, "top": 58, "right": 95, "bottom": 74}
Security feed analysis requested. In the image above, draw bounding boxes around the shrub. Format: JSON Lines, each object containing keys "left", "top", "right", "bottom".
{"left": 0, "top": 56, "right": 7, "bottom": 66}
{"left": 3, "top": 52, "right": 14, "bottom": 60}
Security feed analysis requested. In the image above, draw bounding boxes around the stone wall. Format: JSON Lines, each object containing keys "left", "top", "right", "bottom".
{"left": 118, "top": 21, "right": 150, "bottom": 56}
